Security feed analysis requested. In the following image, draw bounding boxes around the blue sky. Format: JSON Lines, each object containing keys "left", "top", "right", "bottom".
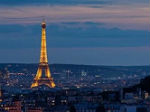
{"left": 0, "top": 0, "right": 149, "bottom": 65}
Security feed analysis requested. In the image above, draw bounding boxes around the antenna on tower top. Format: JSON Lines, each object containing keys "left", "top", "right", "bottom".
{"left": 42, "top": 18, "right": 46, "bottom": 22}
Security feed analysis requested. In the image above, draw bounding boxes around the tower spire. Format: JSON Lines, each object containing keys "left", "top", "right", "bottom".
{"left": 40, "top": 20, "right": 48, "bottom": 63}
{"left": 31, "top": 21, "right": 55, "bottom": 88}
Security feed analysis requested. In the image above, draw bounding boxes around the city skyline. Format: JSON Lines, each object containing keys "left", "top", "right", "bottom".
{"left": 0, "top": 0, "right": 149, "bottom": 65}
{"left": 0, "top": 1, "right": 150, "bottom": 111}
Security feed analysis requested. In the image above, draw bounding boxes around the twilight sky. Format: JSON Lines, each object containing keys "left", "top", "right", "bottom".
{"left": 0, "top": 0, "right": 149, "bottom": 65}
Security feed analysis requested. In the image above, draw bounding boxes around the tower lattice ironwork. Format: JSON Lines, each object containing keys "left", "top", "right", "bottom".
{"left": 31, "top": 21, "right": 55, "bottom": 88}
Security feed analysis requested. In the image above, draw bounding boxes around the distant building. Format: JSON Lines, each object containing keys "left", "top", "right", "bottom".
{"left": 4, "top": 101, "right": 21, "bottom": 112}
{"left": 120, "top": 105, "right": 150, "bottom": 112}
{"left": 27, "top": 107, "right": 43, "bottom": 112}
{"left": 75, "top": 102, "right": 98, "bottom": 112}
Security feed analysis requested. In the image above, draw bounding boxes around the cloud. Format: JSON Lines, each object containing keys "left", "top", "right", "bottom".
{"left": 0, "top": 0, "right": 108, "bottom": 6}
{"left": 0, "top": 4, "right": 149, "bottom": 30}
{"left": 0, "top": 23, "right": 149, "bottom": 49}
{"left": 0, "top": 0, "right": 148, "bottom": 6}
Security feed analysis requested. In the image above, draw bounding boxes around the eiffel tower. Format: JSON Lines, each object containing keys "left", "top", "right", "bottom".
{"left": 31, "top": 21, "right": 55, "bottom": 88}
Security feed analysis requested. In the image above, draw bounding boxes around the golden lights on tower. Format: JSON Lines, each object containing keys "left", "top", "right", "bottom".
{"left": 31, "top": 21, "right": 55, "bottom": 88}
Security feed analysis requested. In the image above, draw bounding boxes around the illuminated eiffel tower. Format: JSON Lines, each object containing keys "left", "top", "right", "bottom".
{"left": 31, "top": 21, "right": 55, "bottom": 88}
